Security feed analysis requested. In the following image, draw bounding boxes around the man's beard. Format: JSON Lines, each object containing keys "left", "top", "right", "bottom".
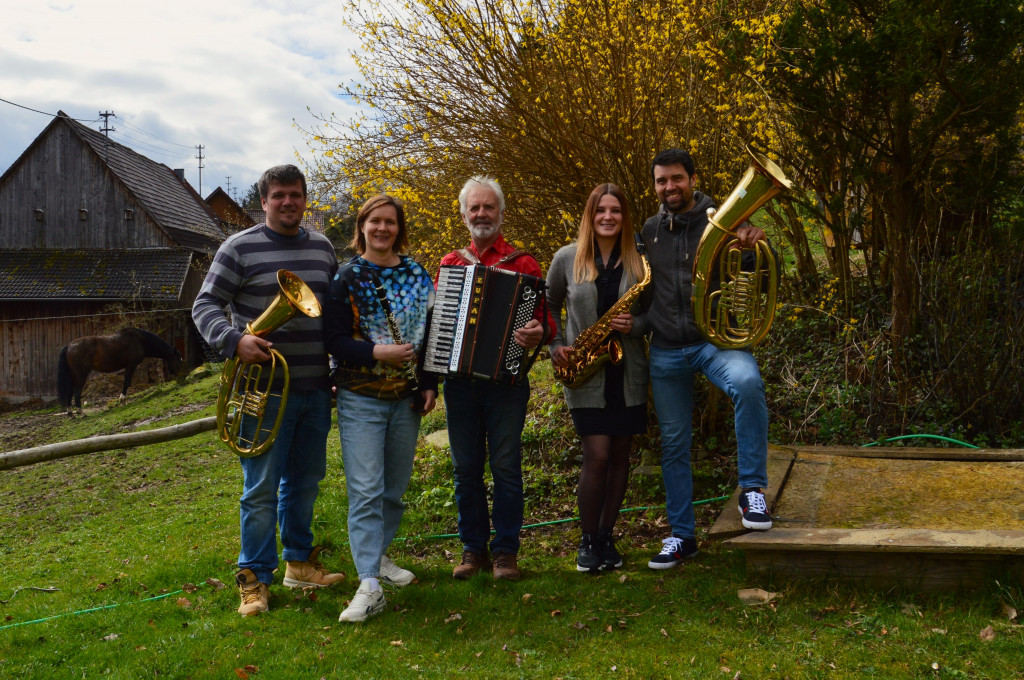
{"left": 468, "top": 221, "right": 500, "bottom": 240}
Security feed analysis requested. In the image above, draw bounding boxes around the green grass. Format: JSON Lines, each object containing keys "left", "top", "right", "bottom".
{"left": 2, "top": 367, "right": 1023, "bottom": 679}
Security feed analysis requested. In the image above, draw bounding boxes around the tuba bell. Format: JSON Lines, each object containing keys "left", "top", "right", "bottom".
{"left": 216, "top": 270, "right": 322, "bottom": 457}
{"left": 691, "top": 145, "right": 793, "bottom": 349}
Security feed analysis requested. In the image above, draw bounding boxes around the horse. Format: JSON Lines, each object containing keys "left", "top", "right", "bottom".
{"left": 56, "top": 327, "right": 184, "bottom": 414}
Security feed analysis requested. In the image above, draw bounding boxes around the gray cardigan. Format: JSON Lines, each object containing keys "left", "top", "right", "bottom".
{"left": 545, "top": 243, "right": 649, "bottom": 409}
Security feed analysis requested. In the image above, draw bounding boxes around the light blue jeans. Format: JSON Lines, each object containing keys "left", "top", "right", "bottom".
{"left": 649, "top": 343, "right": 768, "bottom": 539}
{"left": 238, "top": 389, "right": 332, "bottom": 584}
{"left": 337, "top": 390, "right": 422, "bottom": 581}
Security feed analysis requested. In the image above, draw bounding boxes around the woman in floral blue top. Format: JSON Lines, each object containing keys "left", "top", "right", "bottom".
{"left": 324, "top": 194, "right": 437, "bottom": 623}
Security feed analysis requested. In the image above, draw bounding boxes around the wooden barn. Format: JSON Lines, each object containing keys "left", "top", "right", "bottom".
{"left": 0, "top": 111, "right": 227, "bottom": 399}
{"left": 205, "top": 186, "right": 255, "bottom": 234}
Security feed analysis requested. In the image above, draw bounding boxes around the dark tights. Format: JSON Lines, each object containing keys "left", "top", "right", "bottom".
{"left": 577, "top": 434, "right": 632, "bottom": 535}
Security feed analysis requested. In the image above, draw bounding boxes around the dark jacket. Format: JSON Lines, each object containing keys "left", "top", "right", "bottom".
{"left": 639, "top": 192, "right": 717, "bottom": 348}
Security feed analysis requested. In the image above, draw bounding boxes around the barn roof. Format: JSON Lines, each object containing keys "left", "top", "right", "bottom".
{"left": 0, "top": 249, "right": 191, "bottom": 301}
{"left": 0, "top": 112, "right": 227, "bottom": 254}
{"left": 62, "top": 115, "right": 227, "bottom": 253}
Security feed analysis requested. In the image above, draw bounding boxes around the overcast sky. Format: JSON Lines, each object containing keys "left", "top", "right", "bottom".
{"left": 0, "top": 0, "right": 362, "bottom": 201}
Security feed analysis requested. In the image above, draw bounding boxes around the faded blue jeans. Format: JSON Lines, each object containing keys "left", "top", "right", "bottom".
{"left": 337, "top": 390, "right": 422, "bottom": 581}
{"left": 444, "top": 376, "right": 529, "bottom": 556}
{"left": 649, "top": 343, "right": 768, "bottom": 540}
{"left": 238, "top": 389, "right": 332, "bottom": 584}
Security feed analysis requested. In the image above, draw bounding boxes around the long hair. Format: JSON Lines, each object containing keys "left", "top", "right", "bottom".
{"left": 349, "top": 194, "right": 409, "bottom": 255}
{"left": 572, "top": 184, "right": 643, "bottom": 283}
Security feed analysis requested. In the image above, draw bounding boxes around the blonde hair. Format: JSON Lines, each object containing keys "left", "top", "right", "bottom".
{"left": 572, "top": 184, "right": 643, "bottom": 283}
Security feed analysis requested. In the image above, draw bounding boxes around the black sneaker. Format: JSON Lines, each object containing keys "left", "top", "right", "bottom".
{"left": 647, "top": 535, "right": 698, "bottom": 570}
{"left": 576, "top": 533, "right": 602, "bottom": 573}
{"left": 597, "top": 528, "right": 623, "bottom": 570}
{"left": 738, "top": 488, "right": 773, "bottom": 530}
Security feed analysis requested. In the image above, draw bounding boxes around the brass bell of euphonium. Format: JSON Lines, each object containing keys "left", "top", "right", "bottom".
{"left": 216, "top": 270, "right": 322, "bottom": 457}
{"left": 691, "top": 145, "right": 793, "bottom": 349}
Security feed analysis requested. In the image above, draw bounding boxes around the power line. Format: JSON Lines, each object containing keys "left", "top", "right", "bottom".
{"left": 117, "top": 117, "right": 195, "bottom": 149}
{"left": 0, "top": 97, "right": 97, "bottom": 123}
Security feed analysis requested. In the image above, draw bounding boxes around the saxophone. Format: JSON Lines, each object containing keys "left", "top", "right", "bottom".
{"left": 554, "top": 234, "right": 651, "bottom": 388}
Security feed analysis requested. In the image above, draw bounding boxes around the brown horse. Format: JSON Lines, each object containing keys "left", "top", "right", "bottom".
{"left": 56, "top": 327, "right": 183, "bottom": 414}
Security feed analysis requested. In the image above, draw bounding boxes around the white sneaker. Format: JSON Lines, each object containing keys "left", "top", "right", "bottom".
{"left": 338, "top": 580, "right": 386, "bottom": 623}
{"left": 379, "top": 555, "right": 415, "bottom": 587}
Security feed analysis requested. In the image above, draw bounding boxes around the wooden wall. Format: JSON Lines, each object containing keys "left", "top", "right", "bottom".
{"left": 0, "top": 123, "right": 175, "bottom": 250}
{"left": 0, "top": 302, "right": 199, "bottom": 398}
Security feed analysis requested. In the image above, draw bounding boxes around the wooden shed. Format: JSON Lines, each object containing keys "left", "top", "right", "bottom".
{"left": 0, "top": 112, "right": 227, "bottom": 399}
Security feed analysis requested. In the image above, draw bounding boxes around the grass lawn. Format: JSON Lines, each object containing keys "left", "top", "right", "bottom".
{"left": 1, "top": 368, "right": 1022, "bottom": 679}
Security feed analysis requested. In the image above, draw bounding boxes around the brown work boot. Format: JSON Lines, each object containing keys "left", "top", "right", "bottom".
{"left": 283, "top": 546, "right": 345, "bottom": 588}
{"left": 492, "top": 552, "right": 520, "bottom": 581}
{"left": 236, "top": 568, "right": 269, "bottom": 616}
{"left": 452, "top": 550, "right": 489, "bottom": 580}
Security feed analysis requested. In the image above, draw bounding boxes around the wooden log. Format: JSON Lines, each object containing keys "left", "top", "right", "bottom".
{"left": 0, "top": 416, "right": 219, "bottom": 471}
{"left": 725, "top": 527, "right": 1024, "bottom": 554}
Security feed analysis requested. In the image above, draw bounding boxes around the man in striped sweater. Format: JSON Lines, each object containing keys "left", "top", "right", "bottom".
{"left": 192, "top": 164, "right": 342, "bottom": 616}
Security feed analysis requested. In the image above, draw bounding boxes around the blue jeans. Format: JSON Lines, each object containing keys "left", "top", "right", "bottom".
{"left": 649, "top": 343, "right": 768, "bottom": 539}
{"left": 337, "top": 390, "right": 422, "bottom": 581}
{"left": 444, "top": 376, "right": 529, "bottom": 555}
{"left": 238, "top": 389, "right": 332, "bottom": 584}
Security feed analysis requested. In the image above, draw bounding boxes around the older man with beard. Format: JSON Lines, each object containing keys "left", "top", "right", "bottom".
{"left": 437, "top": 176, "right": 554, "bottom": 581}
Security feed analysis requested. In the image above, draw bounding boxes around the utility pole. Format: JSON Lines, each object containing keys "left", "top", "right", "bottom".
{"left": 99, "top": 111, "right": 116, "bottom": 137}
{"left": 99, "top": 111, "right": 115, "bottom": 163}
{"left": 195, "top": 144, "right": 205, "bottom": 195}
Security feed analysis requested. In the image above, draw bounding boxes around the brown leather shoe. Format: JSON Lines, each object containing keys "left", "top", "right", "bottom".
{"left": 492, "top": 552, "right": 520, "bottom": 581}
{"left": 236, "top": 568, "right": 269, "bottom": 616}
{"left": 283, "top": 546, "right": 345, "bottom": 588}
{"left": 452, "top": 550, "right": 489, "bottom": 580}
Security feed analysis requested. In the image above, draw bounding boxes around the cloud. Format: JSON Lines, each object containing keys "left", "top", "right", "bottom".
{"left": 0, "top": 0, "right": 362, "bottom": 197}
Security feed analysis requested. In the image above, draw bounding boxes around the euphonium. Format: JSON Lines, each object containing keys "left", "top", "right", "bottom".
{"left": 216, "top": 270, "right": 322, "bottom": 457}
{"left": 554, "top": 234, "right": 651, "bottom": 388}
{"left": 691, "top": 146, "right": 793, "bottom": 349}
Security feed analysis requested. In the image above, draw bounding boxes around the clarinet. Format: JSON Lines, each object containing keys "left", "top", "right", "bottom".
{"left": 373, "top": 279, "right": 419, "bottom": 388}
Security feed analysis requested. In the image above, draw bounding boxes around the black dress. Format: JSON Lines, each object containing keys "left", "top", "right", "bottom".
{"left": 569, "top": 257, "right": 647, "bottom": 437}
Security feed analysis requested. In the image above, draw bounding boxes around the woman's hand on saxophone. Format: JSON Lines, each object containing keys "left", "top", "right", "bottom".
{"left": 609, "top": 312, "right": 634, "bottom": 335}
{"left": 373, "top": 342, "right": 415, "bottom": 368}
{"left": 551, "top": 344, "right": 572, "bottom": 368}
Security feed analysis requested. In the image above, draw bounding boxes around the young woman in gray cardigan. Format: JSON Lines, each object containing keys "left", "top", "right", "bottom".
{"left": 546, "top": 183, "right": 649, "bottom": 573}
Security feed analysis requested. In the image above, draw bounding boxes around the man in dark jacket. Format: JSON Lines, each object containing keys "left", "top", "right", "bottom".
{"left": 639, "top": 148, "right": 772, "bottom": 571}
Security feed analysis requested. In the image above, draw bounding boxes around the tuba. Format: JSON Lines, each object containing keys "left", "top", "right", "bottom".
{"left": 691, "top": 146, "right": 793, "bottom": 349}
{"left": 554, "top": 234, "right": 651, "bottom": 388}
{"left": 216, "top": 270, "right": 322, "bottom": 457}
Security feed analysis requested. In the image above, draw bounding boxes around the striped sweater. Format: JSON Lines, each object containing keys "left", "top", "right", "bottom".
{"left": 192, "top": 224, "right": 338, "bottom": 391}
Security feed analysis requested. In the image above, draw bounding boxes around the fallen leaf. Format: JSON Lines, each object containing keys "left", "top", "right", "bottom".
{"left": 931, "top": 628, "right": 946, "bottom": 634}
{"left": 660, "top": 628, "right": 668, "bottom": 637}
{"left": 900, "top": 603, "right": 920, "bottom": 616}
{"left": 235, "top": 669, "right": 250, "bottom": 680}
{"left": 444, "top": 613, "right": 462, "bottom": 623}
{"left": 206, "top": 578, "right": 227, "bottom": 591}
{"left": 737, "top": 588, "right": 780, "bottom": 606}
{"left": 979, "top": 625, "right": 996, "bottom": 641}
{"left": 103, "top": 633, "right": 118, "bottom": 641}
{"left": 244, "top": 665, "right": 258, "bottom": 674}
{"left": 182, "top": 583, "right": 198, "bottom": 593}
{"left": 390, "top": 640, "right": 404, "bottom": 646}
{"left": 475, "top": 652, "right": 483, "bottom": 658}
{"left": 522, "top": 593, "right": 532, "bottom": 602}
{"left": 605, "top": 625, "right": 613, "bottom": 633}
{"left": 720, "top": 667, "right": 731, "bottom": 674}
{"left": 618, "top": 574, "right": 628, "bottom": 583}
{"left": 176, "top": 597, "right": 192, "bottom": 609}
{"left": 550, "top": 610, "right": 562, "bottom": 617}
{"left": 1001, "top": 602, "right": 1018, "bottom": 621}
{"left": 572, "top": 621, "right": 586, "bottom": 630}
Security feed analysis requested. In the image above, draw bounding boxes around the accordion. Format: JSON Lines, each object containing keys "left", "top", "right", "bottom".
{"left": 424, "top": 264, "right": 546, "bottom": 385}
